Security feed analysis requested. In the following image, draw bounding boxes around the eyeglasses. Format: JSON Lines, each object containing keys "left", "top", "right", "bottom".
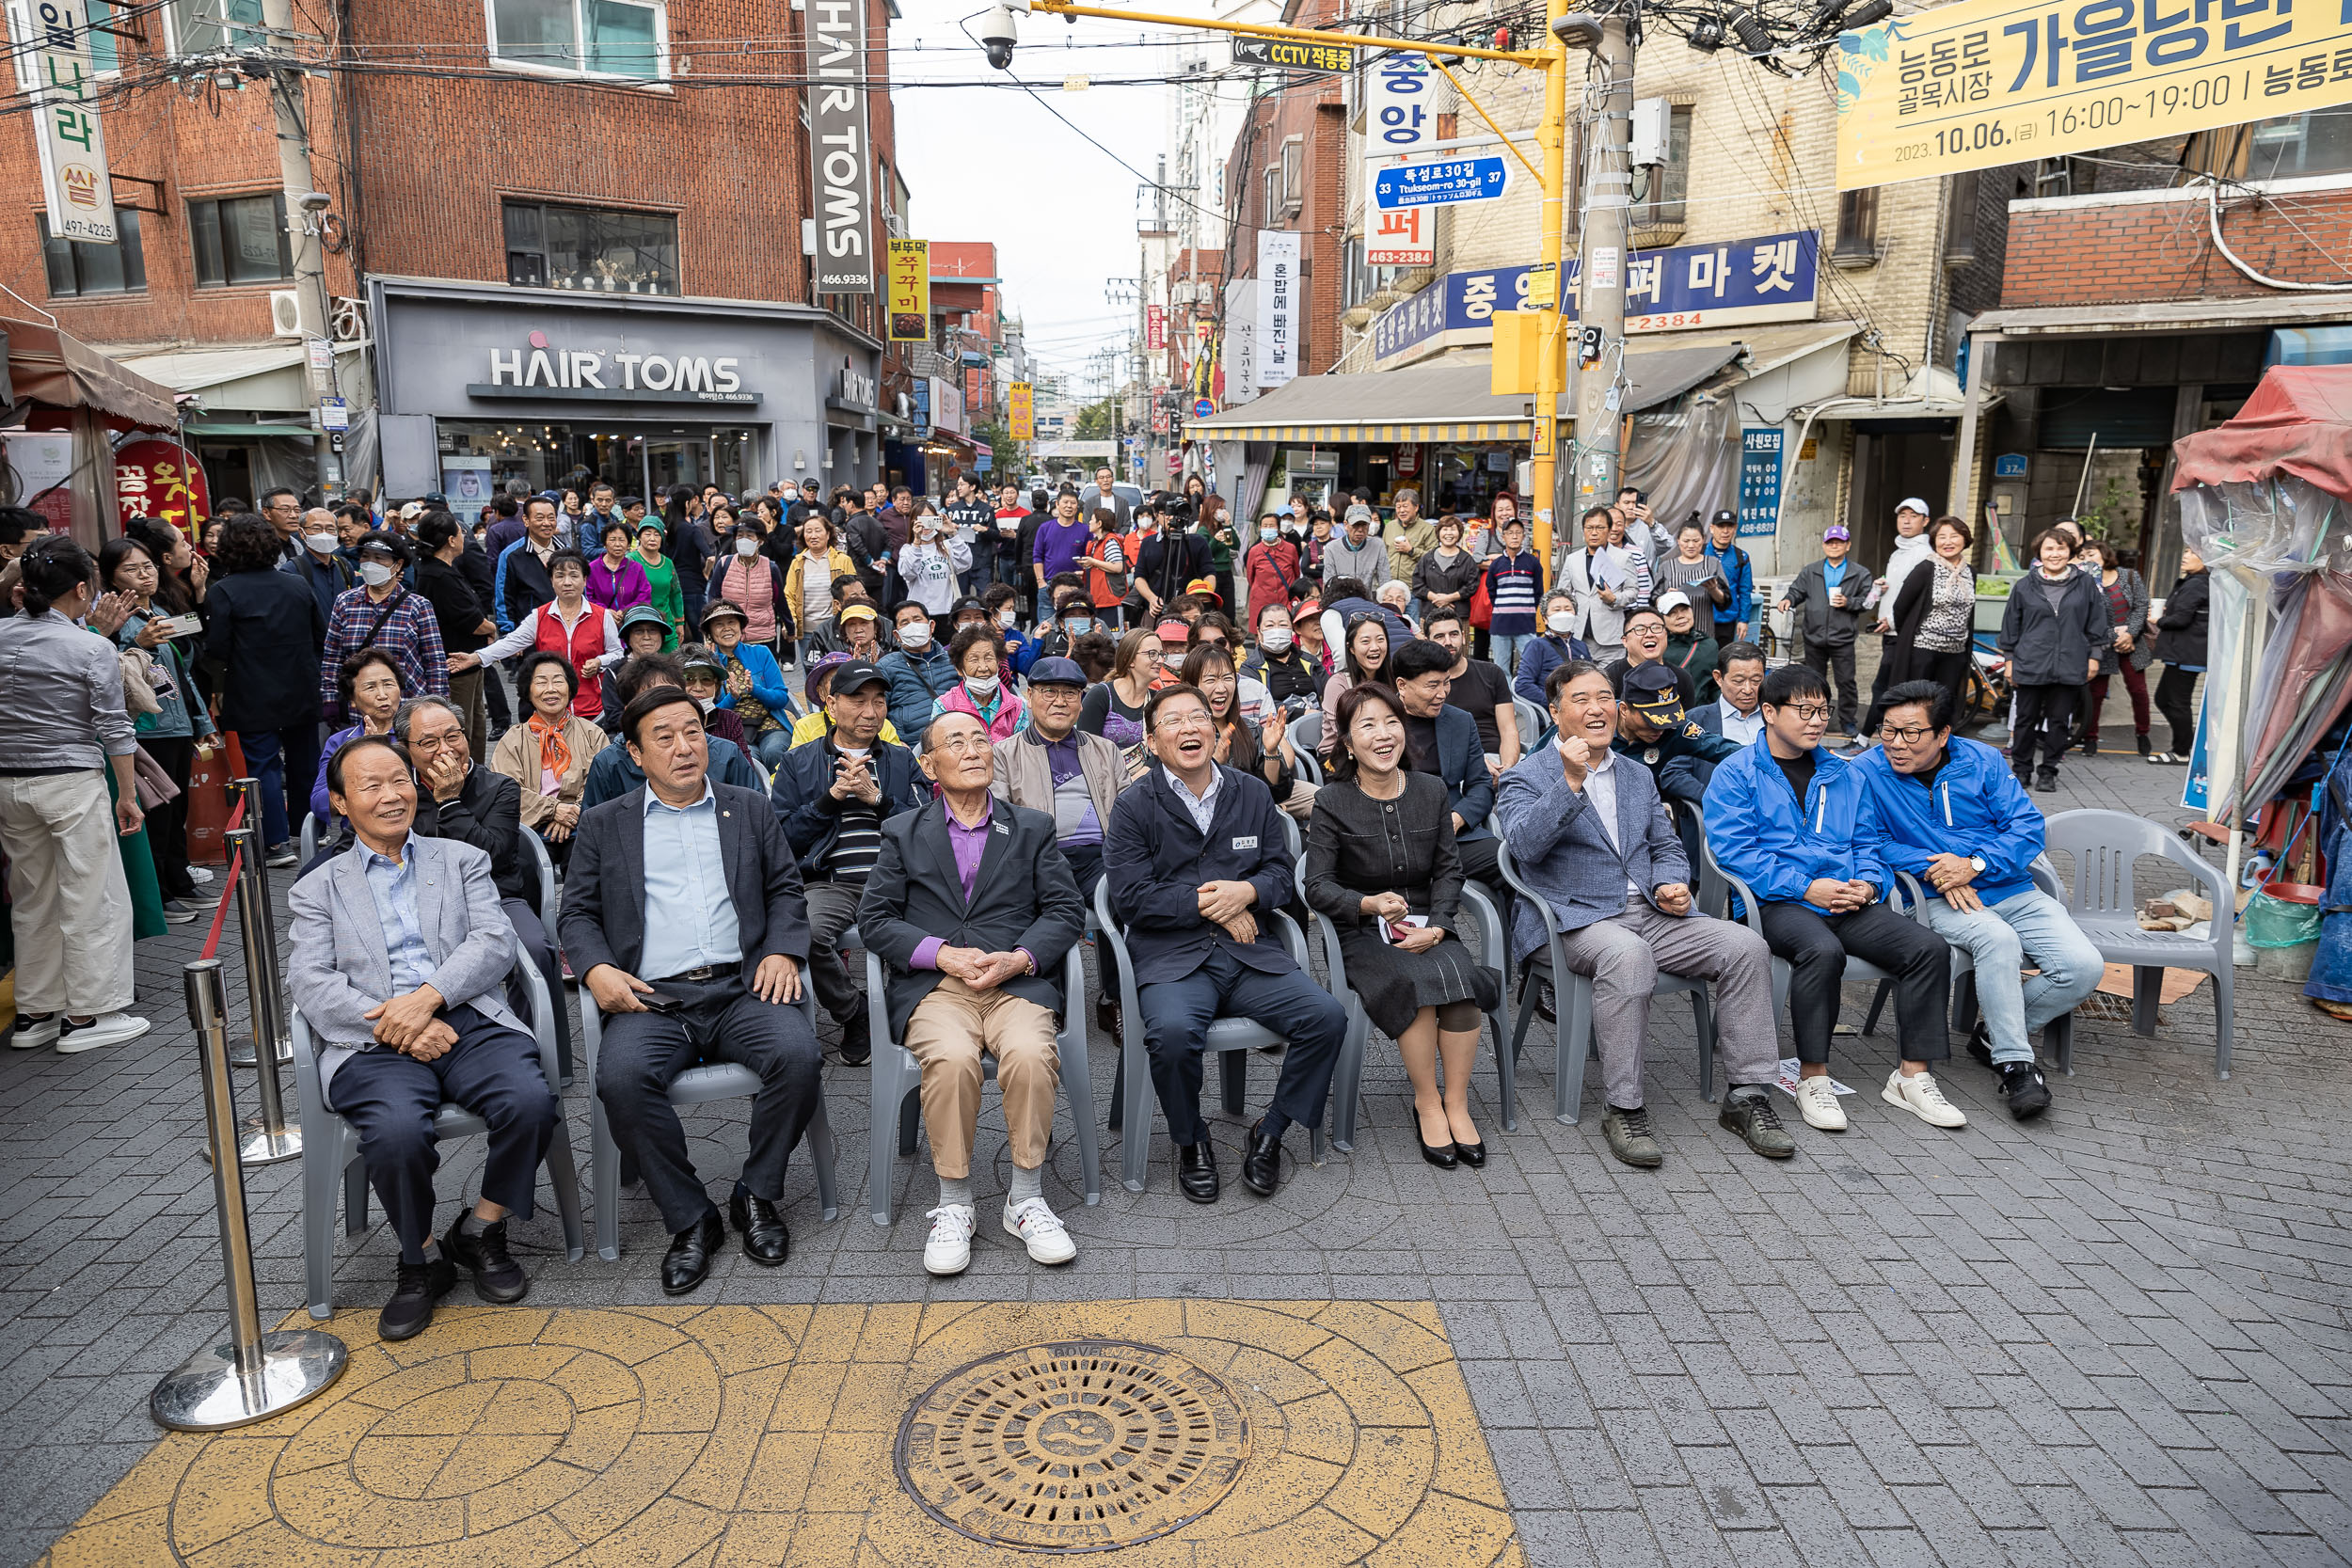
{"left": 933, "top": 734, "right": 993, "bottom": 756}
{"left": 1154, "top": 712, "right": 1216, "bottom": 733}
{"left": 1782, "top": 704, "right": 1833, "bottom": 722}
{"left": 1878, "top": 724, "right": 1936, "bottom": 744}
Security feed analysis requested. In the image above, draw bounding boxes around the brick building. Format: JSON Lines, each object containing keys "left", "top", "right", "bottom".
{"left": 3, "top": 0, "right": 901, "bottom": 511}
{"left": 1223, "top": 0, "right": 1349, "bottom": 383}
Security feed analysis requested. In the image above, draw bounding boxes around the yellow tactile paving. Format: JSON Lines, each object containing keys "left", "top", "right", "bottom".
{"left": 37, "top": 1300, "right": 1527, "bottom": 1567}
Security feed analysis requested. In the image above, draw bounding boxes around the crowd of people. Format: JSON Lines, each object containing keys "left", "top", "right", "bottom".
{"left": 0, "top": 472, "right": 2205, "bottom": 1343}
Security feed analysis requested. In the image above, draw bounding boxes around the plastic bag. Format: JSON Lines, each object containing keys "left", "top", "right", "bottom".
{"left": 2244, "top": 889, "right": 2322, "bottom": 949}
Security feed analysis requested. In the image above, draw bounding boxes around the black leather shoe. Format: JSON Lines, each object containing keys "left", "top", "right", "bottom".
{"left": 1453, "top": 1138, "right": 1487, "bottom": 1169}
{"left": 442, "top": 1216, "right": 529, "bottom": 1304}
{"left": 729, "top": 1186, "right": 792, "bottom": 1266}
{"left": 1965, "top": 1018, "right": 1994, "bottom": 1069}
{"left": 836, "top": 1010, "right": 871, "bottom": 1068}
{"left": 1095, "top": 992, "right": 1121, "bottom": 1038}
{"left": 1241, "top": 1120, "right": 1283, "bottom": 1196}
{"left": 1176, "top": 1140, "right": 1219, "bottom": 1204}
{"left": 379, "top": 1257, "right": 455, "bottom": 1341}
{"left": 661, "top": 1210, "right": 725, "bottom": 1295}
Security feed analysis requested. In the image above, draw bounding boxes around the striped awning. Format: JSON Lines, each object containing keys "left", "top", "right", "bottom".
{"left": 1194, "top": 419, "right": 1542, "bottom": 442}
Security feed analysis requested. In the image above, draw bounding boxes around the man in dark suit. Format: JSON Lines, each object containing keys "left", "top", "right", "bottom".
{"left": 1104, "top": 684, "right": 1348, "bottom": 1203}
{"left": 1389, "top": 638, "right": 1502, "bottom": 885}
{"left": 559, "top": 686, "right": 822, "bottom": 1294}
{"left": 859, "top": 710, "right": 1087, "bottom": 1276}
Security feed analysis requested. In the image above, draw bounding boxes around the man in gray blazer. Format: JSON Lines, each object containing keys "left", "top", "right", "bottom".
{"left": 1494, "top": 660, "right": 1791, "bottom": 1170}
{"left": 559, "top": 685, "right": 821, "bottom": 1296}
{"left": 287, "top": 735, "right": 561, "bottom": 1342}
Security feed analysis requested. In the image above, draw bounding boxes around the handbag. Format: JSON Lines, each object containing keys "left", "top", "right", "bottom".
{"left": 1469, "top": 562, "right": 1494, "bottom": 630}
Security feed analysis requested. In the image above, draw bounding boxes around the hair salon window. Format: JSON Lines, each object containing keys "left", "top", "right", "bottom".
{"left": 502, "top": 199, "right": 678, "bottom": 294}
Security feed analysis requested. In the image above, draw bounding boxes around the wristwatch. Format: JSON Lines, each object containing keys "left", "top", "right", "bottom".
{"left": 1968, "top": 854, "right": 1987, "bottom": 875}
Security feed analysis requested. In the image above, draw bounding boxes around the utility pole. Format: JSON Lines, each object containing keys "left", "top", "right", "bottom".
{"left": 257, "top": 0, "right": 342, "bottom": 503}
{"left": 1568, "top": 9, "right": 1634, "bottom": 528}
{"left": 1524, "top": 0, "right": 1572, "bottom": 565}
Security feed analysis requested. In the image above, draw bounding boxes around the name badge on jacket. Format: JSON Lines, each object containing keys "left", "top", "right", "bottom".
{"left": 1232, "top": 835, "right": 1258, "bottom": 850}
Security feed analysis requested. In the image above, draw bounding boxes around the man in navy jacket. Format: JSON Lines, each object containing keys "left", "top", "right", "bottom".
{"left": 1104, "top": 684, "right": 1349, "bottom": 1204}
{"left": 1703, "top": 662, "right": 1962, "bottom": 1136}
{"left": 1856, "top": 680, "right": 2101, "bottom": 1119}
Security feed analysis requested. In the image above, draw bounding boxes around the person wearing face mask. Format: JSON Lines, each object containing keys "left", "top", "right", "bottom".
{"left": 1130, "top": 501, "right": 1211, "bottom": 625}
{"left": 707, "top": 509, "right": 787, "bottom": 657}
{"left": 932, "top": 624, "right": 1027, "bottom": 741}
{"left": 1512, "top": 589, "right": 1595, "bottom": 711}
{"left": 898, "top": 506, "right": 973, "bottom": 641}
{"left": 317, "top": 533, "right": 448, "bottom": 718}
{"left": 880, "top": 598, "right": 958, "bottom": 743}
{"left": 981, "top": 583, "right": 1032, "bottom": 671}
{"left": 1238, "top": 601, "right": 1319, "bottom": 705}
{"left": 282, "top": 504, "right": 358, "bottom": 624}
{"left": 1240, "top": 513, "right": 1299, "bottom": 633}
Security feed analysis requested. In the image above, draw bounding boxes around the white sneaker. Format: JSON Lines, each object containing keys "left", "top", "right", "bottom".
{"left": 923, "top": 1203, "right": 977, "bottom": 1275}
{"left": 57, "top": 1013, "right": 151, "bottom": 1053}
{"left": 10, "top": 1013, "right": 61, "bottom": 1050}
{"left": 1003, "top": 1197, "right": 1077, "bottom": 1266}
{"left": 186, "top": 866, "right": 215, "bottom": 884}
{"left": 1883, "top": 1068, "right": 1968, "bottom": 1129}
{"left": 1793, "top": 1075, "right": 1849, "bottom": 1131}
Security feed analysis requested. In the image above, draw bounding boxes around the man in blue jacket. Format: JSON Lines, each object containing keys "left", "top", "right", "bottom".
{"left": 1703, "top": 663, "right": 1963, "bottom": 1134}
{"left": 880, "top": 599, "right": 957, "bottom": 744}
{"left": 1104, "top": 683, "right": 1348, "bottom": 1204}
{"left": 1703, "top": 509, "right": 1755, "bottom": 648}
{"left": 1390, "top": 639, "right": 1501, "bottom": 885}
{"left": 1857, "top": 681, "right": 2100, "bottom": 1119}
{"left": 771, "top": 659, "right": 928, "bottom": 1065}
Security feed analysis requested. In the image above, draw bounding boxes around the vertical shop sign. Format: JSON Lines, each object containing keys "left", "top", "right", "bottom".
{"left": 1738, "top": 428, "right": 1785, "bottom": 538}
{"left": 1256, "top": 231, "right": 1300, "bottom": 388}
{"left": 887, "top": 239, "right": 930, "bottom": 341}
{"left": 1009, "top": 381, "right": 1034, "bottom": 441}
{"left": 808, "top": 0, "right": 874, "bottom": 291}
{"left": 1147, "top": 306, "right": 1167, "bottom": 351}
{"left": 1363, "top": 51, "right": 1436, "bottom": 266}
{"left": 17, "top": 0, "right": 117, "bottom": 244}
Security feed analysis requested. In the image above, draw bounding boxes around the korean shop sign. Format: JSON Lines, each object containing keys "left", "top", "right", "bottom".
{"left": 14, "top": 0, "right": 117, "bottom": 245}
{"left": 1834, "top": 0, "right": 2352, "bottom": 190}
{"left": 809, "top": 0, "right": 876, "bottom": 291}
{"left": 1371, "top": 230, "right": 1820, "bottom": 369}
{"left": 1363, "top": 51, "right": 1436, "bottom": 266}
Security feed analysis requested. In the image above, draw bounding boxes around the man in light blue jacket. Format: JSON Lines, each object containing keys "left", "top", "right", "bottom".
{"left": 1857, "top": 680, "right": 2101, "bottom": 1119}
{"left": 1703, "top": 662, "right": 1962, "bottom": 1135}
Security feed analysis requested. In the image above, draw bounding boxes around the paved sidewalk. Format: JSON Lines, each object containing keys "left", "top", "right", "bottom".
{"left": 5, "top": 738, "right": 2350, "bottom": 1565}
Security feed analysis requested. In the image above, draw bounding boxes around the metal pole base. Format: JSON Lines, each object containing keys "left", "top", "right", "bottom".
{"left": 151, "top": 1327, "right": 346, "bottom": 1432}
{"left": 199, "top": 1120, "right": 302, "bottom": 1166}
{"left": 229, "top": 1035, "right": 294, "bottom": 1067}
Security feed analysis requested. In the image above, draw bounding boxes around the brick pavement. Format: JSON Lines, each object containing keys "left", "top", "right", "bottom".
{"left": 3, "top": 736, "right": 2349, "bottom": 1565}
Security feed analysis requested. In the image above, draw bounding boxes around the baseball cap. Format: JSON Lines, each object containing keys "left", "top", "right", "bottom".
{"left": 805, "top": 650, "right": 850, "bottom": 696}
{"left": 1898, "top": 498, "right": 1931, "bottom": 515}
{"left": 1155, "top": 619, "right": 1192, "bottom": 644}
{"left": 1623, "top": 661, "right": 1686, "bottom": 722}
{"left": 831, "top": 657, "right": 889, "bottom": 697}
{"left": 1710, "top": 508, "right": 1737, "bottom": 529}
{"left": 1654, "top": 590, "right": 1692, "bottom": 614}
{"left": 421, "top": 492, "right": 448, "bottom": 507}
{"left": 397, "top": 500, "right": 426, "bottom": 521}
{"left": 1027, "top": 657, "right": 1088, "bottom": 688}
{"left": 838, "top": 601, "right": 879, "bottom": 623}
{"left": 1822, "top": 523, "right": 1851, "bottom": 542}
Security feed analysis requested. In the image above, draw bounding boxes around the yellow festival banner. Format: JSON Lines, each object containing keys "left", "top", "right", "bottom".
{"left": 886, "top": 239, "right": 930, "bottom": 341}
{"left": 1009, "top": 381, "right": 1034, "bottom": 442}
{"left": 1835, "top": 0, "right": 2352, "bottom": 190}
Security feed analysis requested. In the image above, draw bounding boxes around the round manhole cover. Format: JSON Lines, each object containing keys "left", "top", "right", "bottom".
{"left": 896, "top": 1339, "right": 1250, "bottom": 1553}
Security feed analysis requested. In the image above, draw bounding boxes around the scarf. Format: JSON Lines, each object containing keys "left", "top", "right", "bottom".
{"left": 529, "top": 712, "right": 574, "bottom": 784}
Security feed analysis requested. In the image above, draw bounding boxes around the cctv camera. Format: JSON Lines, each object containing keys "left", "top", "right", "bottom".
{"left": 297, "top": 191, "right": 333, "bottom": 212}
{"left": 980, "top": 3, "right": 1019, "bottom": 70}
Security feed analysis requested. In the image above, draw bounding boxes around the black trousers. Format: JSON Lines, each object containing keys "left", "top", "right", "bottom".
{"left": 594, "top": 969, "right": 822, "bottom": 1233}
{"left": 1758, "top": 899, "right": 1948, "bottom": 1066}
{"left": 326, "top": 1004, "right": 560, "bottom": 1264}
{"left": 144, "top": 736, "right": 197, "bottom": 900}
{"left": 1801, "top": 640, "right": 1860, "bottom": 735}
{"left": 1136, "top": 947, "right": 1348, "bottom": 1146}
{"left": 2010, "top": 683, "right": 2079, "bottom": 778}
{"left": 1864, "top": 645, "right": 1972, "bottom": 738}
{"left": 2155, "top": 664, "right": 2200, "bottom": 753}
{"left": 501, "top": 895, "right": 571, "bottom": 1081}
{"left": 803, "top": 880, "right": 864, "bottom": 1028}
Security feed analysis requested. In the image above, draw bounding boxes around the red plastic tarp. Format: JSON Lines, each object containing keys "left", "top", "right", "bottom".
{"left": 2170, "top": 364, "right": 2352, "bottom": 500}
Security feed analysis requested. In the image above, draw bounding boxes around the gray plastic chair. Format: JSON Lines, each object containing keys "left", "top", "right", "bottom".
{"left": 293, "top": 950, "right": 584, "bottom": 1321}
{"left": 1704, "top": 837, "right": 1900, "bottom": 1036}
{"left": 1883, "top": 859, "right": 2077, "bottom": 1074}
{"left": 519, "top": 827, "right": 558, "bottom": 919}
{"left": 1514, "top": 697, "right": 1549, "bottom": 752}
{"left": 580, "top": 961, "right": 840, "bottom": 1260}
{"left": 1495, "top": 840, "right": 1718, "bottom": 1127}
{"left": 865, "top": 941, "right": 1100, "bottom": 1225}
{"left": 1289, "top": 709, "right": 1324, "bottom": 764}
{"left": 1092, "top": 875, "right": 1327, "bottom": 1192}
{"left": 1293, "top": 741, "right": 1324, "bottom": 786}
{"left": 298, "top": 811, "right": 320, "bottom": 864}
{"left": 2041, "top": 809, "right": 2233, "bottom": 1076}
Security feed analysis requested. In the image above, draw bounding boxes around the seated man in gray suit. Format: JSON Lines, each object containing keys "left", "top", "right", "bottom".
{"left": 860, "top": 710, "right": 1089, "bottom": 1277}
{"left": 1494, "top": 661, "right": 1792, "bottom": 1170}
{"left": 559, "top": 685, "right": 822, "bottom": 1296}
{"left": 287, "top": 735, "right": 561, "bottom": 1342}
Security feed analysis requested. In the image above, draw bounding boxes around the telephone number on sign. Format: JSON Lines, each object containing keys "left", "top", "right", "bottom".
{"left": 1888, "top": 66, "right": 2252, "bottom": 164}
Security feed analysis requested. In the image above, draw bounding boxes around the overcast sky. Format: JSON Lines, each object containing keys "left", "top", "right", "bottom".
{"left": 888, "top": 3, "right": 1195, "bottom": 396}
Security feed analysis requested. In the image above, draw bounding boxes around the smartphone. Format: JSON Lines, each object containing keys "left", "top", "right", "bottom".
{"left": 638, "top": 990, "right": 686, "bottom": 1014}
{"left": 155, "top": 612, "right": 205, "bottom": 639}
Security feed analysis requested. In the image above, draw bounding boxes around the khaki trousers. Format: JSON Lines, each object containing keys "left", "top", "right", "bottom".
{"left": 0, "top": 769, "right": 135, "bottom": 1017}
{"left": 902, "top": 976, "right": 1059, "bottom": 1180}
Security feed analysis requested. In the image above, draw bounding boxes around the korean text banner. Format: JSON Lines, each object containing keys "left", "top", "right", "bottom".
{"left": 1835, "top": 0, "right": 2352, "bottom": 191}
{"left": 887, "top": 239, "right": 929, "bottom": 341}
{"left": 807, "top": 0, "right": 874, "bottom": 291}
{"left": 1009, "top": 382, "right": 1034, "bottom": 442}
{"left": 1257, "top": 231, "right": 1301, "bottom": 388}
{"left": 15, "top": 0, "right": 117, "bottom": 245}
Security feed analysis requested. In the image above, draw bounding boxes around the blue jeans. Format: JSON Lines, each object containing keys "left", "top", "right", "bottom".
{"left": 751, "top": 727, "right": 793, "bottom": 771}
{"left": 238, "top": 723, "right": 321, "bottom": 850}
{"left": 1489, "top": 632, "right": 1534, "bottom": 677}
{"left": 1923, "top": 888, "right": 2104, "bottom": 1063}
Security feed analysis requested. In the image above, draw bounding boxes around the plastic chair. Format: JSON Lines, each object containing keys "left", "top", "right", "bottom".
{"left": 1882, "top": 860, "right": 2077, "bottom": 1075}
{"left": 1092, "top": 875, "right": 1327, "bottom": 1193}
{"left": 1514, "top": 697, "right": 1549, "bottom": 752}
{"left": 580, "top": 961, "right": 840, "bottom": 1260}
{"left": 865, "top": 942, "right": 1100, "bottom": 1224}
{"left": 1293, "top": 743, "right": 1324, "bottom": 786}
{"left": 298, "top": 811, "right": 320, "bottom": 864}
{"left": 1494, "top": 840, "right": 1718, "bottom": 1128}
{"left": 1289, "top": 709, "right": 1324, "bottom": 762}
{"left": 2040, "top": 808, "right": 2234, "bottom": 1076}
{"left": 519, "top": 827, "right": 558, "bottom": 919}
{"left": 293, "top": 951, "right": 585, "bottom": 1321}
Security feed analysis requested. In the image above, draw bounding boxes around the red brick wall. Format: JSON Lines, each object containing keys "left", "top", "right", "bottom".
{"left": 0, "top": 0, "right": 894, "bottom": 349}
{"left": 2002, "top": 185, "right": 2352, "bottom": 307}
{"left": 1225, "top": 9, "right": 1346, "bottom": 374}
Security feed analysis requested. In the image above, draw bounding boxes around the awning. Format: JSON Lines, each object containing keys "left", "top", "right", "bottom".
{"left": 1970, "top": 293, "right": 2352, "bottom": 338}
{"left": 104, "top": 339, "right": 372, "bottom": 414}
{"left": 1184, "top": 341, "right": 1741, "bottom": 443}
{"left": 3, "top": 317, "right": 177, "bottom": 431}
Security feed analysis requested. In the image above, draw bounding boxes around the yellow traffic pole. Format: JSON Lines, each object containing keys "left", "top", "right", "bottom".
{"left": 1528, "top": 0, "right": 1571, "bottom": 566}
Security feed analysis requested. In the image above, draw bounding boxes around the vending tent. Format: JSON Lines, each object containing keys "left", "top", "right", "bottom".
{"left": 2, "top": 316, "right": 182, "bottom": 545}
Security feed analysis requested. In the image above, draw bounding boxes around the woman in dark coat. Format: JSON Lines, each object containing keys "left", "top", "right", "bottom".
{"left": 2078, "top": 539, "right": 2154, "bottom": 756}
{"left": 1302, "top": 681, "right": 1502, "bottom": 1169}
{"left": 1996, "top": 527, "right": 2110, "bottom": 792}
{"left": 200, "top": 516, "right": 327, "bottom": 863}
{"left": 2149, "top": 546, "right": 2210, "bottom": 764}
{"left": 1879, "top": 515, "right": 1979, "bottom": 736}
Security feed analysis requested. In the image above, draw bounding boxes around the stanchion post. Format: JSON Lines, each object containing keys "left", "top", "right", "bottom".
{"left": 222, "top": 826, "right": 298, "bottom": 1162}
{"left": 151, "top": 960, "right": 345, "bottom": 1432}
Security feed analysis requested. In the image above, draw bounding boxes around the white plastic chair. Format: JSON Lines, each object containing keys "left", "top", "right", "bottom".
{"left": 293, "top": 951, "right": 584, "bottom": 1321}
{"left": 580, "top": 961, "right": 840, "bottom": 1260}
{"left": 865, "top": 941, "right": 1100, "bottom": 1224}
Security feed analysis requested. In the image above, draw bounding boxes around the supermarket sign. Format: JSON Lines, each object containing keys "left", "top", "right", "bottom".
{"left": 1370, "top": 230, "right": 1820, "bottom": 369}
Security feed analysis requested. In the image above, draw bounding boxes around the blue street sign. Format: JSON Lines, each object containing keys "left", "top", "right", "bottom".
{"left": 1193, "top": 398, "right": 1214, "bottom": 418}
{"left": 1373, "top": 156, "right": 1509, "bottom": 210}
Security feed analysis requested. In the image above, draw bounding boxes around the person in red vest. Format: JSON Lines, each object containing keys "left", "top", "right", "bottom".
{"left": 452, "top": 547, "right": 625, "bottom": 721}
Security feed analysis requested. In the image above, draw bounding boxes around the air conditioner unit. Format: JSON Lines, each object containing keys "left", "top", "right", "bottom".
{"left": 269, "top": 290, "right": 304, "bottom": 339}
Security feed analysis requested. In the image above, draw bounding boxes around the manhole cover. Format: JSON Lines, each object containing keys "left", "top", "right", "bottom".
{"left": 896, "top": 1338, "right": 1250, "bottom": 1553}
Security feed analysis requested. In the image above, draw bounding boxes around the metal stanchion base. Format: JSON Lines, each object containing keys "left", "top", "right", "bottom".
{"left": 229, "top": 1036, "right": 294, "bottom": 1067}
{"left": 151, "top": 1328, "right": 347, "bottom": 1432}
{"left": 199, "top": 1119, "right": 302, "bottom": 1166}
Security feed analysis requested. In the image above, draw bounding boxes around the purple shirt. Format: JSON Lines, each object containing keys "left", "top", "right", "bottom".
{"left": 910, "top": 804, "right": 1035, "bottom": 974}
{"left": 586, "top": 555, "right": 651, "bottom": 613}
{"left": 1031, "top": 516, "right": 1089, "bottom": 582}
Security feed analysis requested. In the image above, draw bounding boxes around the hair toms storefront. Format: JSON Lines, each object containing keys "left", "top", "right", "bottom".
{"left": 367, "top": 277, "right": 883, "bottom": 504}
